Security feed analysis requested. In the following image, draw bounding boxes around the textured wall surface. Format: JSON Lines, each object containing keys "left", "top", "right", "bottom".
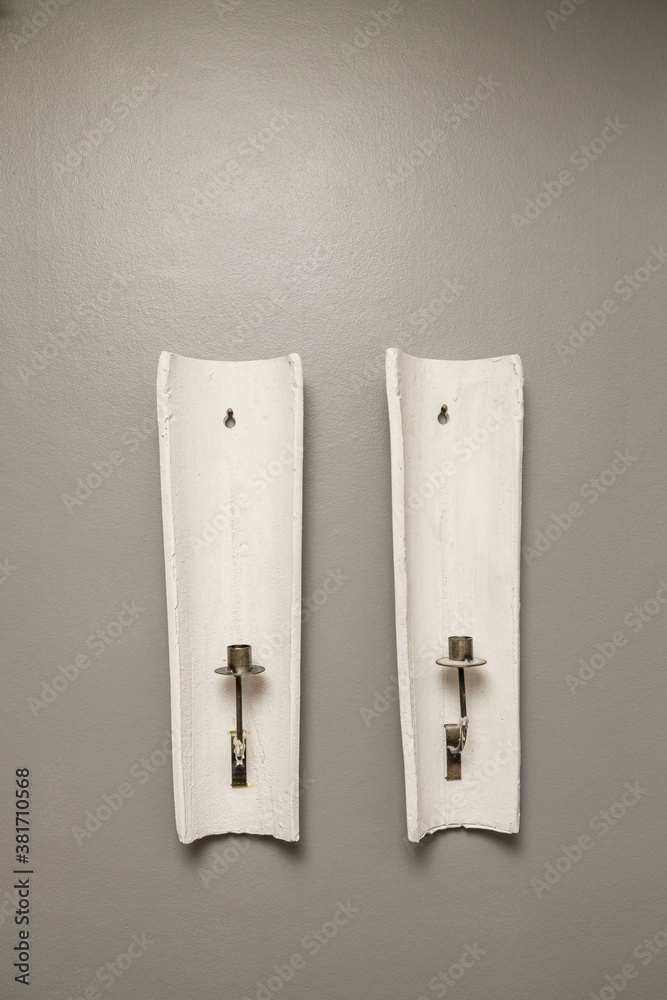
{"left": 1, "top": 1, "right": 666, "bottom": 997}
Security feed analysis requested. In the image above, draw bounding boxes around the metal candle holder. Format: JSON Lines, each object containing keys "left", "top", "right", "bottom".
{"left": 215, "top": 644, "right": 265, "bottom": 787}
{"left": 436, "top": 636, "right": 487, "bottom": 781}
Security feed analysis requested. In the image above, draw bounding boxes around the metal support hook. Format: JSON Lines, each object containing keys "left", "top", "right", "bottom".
{"left": 436, "top": 636, "right": 486, "bottom": 781}
{"left": 215, "top": 644, "right": 265, "bottom": 786}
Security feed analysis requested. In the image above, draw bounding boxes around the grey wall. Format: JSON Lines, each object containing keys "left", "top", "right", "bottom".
{"left": 2, "top": 0, "right": 666, "bottom": 997}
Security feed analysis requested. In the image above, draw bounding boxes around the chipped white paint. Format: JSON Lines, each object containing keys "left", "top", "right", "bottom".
{"left": 157, "top": 352, "right": 303, "bottom": 843}
{"left": 386, "top": 349, "right": 523, "bottom": 841}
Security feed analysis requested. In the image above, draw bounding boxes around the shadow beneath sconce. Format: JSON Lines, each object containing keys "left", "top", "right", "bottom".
{"left": 405, "top": 821, "right": 525, "bottom": 869}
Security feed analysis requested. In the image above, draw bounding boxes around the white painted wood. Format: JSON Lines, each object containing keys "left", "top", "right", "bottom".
{"left": 157, "top": 352, "right": 303, "bottom": 843}
{"left": 386, "top": 349, "right": 523, "bottom": 841}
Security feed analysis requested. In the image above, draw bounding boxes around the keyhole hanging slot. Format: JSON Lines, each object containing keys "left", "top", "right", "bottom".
{"left": 438, "top": 404, "right": 448, "bottom": 425}
{"left": 225, "top": 408, "right": 236, "bottom": 428}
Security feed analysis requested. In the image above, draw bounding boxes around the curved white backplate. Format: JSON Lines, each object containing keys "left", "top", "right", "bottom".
{"left": 386, "top": 349, "right": 523, "bottom": 841}
{"left": 157, "top": 352, "right": 303, "bottom": 842}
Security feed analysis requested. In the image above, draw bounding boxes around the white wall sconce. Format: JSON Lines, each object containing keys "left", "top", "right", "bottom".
{"left": 157, "top": 352, "right": 303, "bottom": 843}
{"left": 386, "top": 350, "right": 523, "bottom": 841}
